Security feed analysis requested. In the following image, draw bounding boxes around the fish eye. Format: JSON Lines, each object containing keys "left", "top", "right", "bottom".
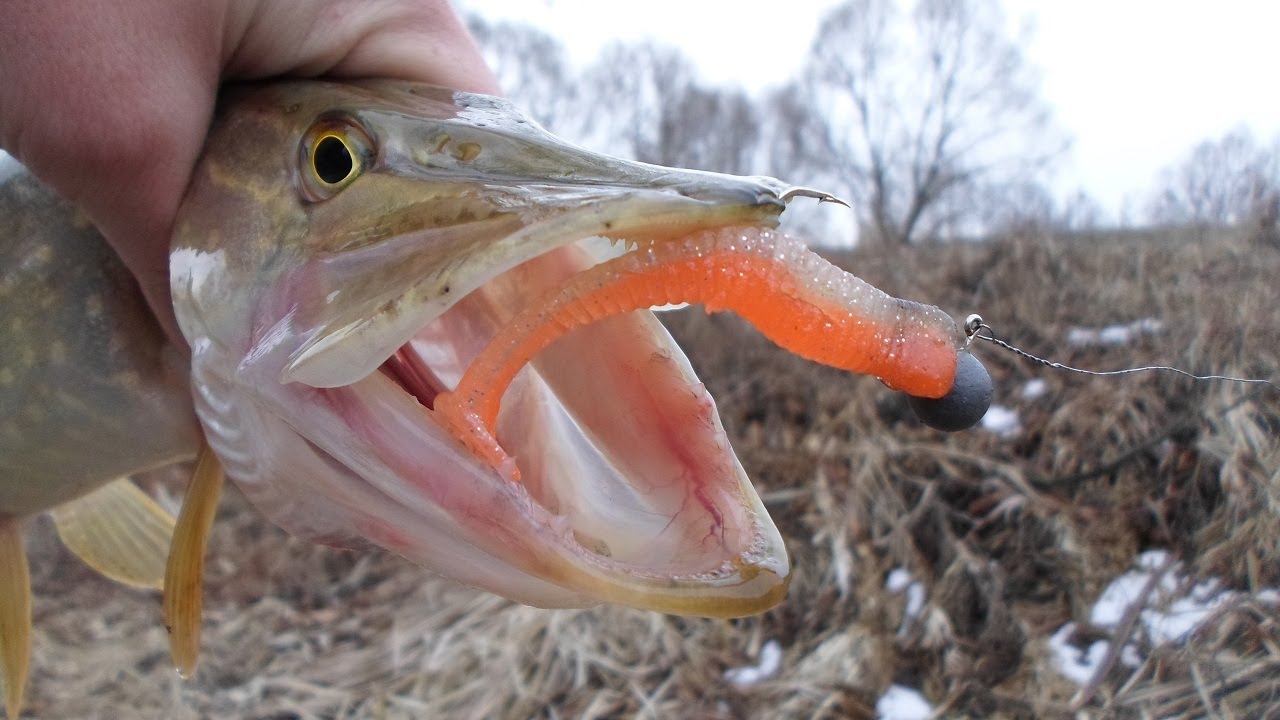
{"left": 313, "top": 135, "right": 354, "bottom": 184}
{"left": 300, "top": 119, "right": 373, "bottom": 201}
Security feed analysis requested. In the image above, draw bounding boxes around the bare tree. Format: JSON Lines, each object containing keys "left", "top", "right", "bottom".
{"left": 658, "top": 85, "right": 762, "bottom": 175}
{"left": 1147, "top": 127, "right": 1279, "bottom": 228}
{"left": 468, "top": 20, "right": 769, "bottom": 182}
{"left": 803, "top": 0, "right": 1066, "bottom": 244}
{"left": 573, "top": 42, "right": 768, "bottom": 177}
{"left": 759, "top": 83, "right": 827, "bottom": 179}
{"left": 972, "top": 184, "right": 1107, "bottom": 236}
{"left": 1055, "top": 190, "right": 1105, "bottom": 232}
{"left": 466, "top": 17, "right": 580, "bottom": 137}
{"left": 973, "top": 180, "right": 1056, "bottom": 236}
{"left": 579, "top": 43, "right": 696, "bottom": 163}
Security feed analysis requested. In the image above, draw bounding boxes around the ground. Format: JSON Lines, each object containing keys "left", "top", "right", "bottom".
{"left": 25, "top": 226, "right": 1280, "bottom": 719}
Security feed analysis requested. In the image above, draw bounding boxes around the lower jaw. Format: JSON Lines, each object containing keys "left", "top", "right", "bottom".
{"left": 340, "top": 363, "right": 790, "bottom": 616}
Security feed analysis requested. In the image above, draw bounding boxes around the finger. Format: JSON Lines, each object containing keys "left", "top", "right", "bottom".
{"left": 223, "top": 0, "right": 501, "bottom": 94}
{"left": 0, "top": 1, "right": 222, "bottom": 345}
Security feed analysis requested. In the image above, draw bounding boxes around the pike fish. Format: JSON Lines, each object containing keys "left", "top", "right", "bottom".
{"left": 0, "top": 80, "right": 989, "bottom": 715}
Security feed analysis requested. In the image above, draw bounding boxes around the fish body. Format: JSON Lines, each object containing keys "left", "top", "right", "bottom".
{"left": 0, "top": 80, "right": 976, "bottom": 714}
{"left": 1, "top": 78, "right": 969, "bottom": 641}
{"left": 0, "top": 169, "right": 198, "bottom": 517}
{"left": 0, "top": 163, "right": 196, "bottom": 717}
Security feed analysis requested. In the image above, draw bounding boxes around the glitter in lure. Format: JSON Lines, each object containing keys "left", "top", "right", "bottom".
{"left": 434, "top": 226, "right": 964, "bottom": 471}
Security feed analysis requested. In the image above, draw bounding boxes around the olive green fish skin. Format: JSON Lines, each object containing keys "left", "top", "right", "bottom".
{"left": 0, "top": 170, "right": 199, "bottom": 517}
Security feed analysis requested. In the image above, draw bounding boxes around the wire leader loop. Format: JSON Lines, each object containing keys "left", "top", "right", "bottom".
{"left": 962, "top": 313, "right": 1279, "bottom": 393}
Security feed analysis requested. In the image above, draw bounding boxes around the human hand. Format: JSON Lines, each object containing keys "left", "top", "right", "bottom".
{"left": 0, "top": 0, "right": 499, "bottom": 341}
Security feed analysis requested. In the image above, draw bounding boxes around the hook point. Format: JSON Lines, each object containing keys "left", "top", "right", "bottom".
{"left": 780, "top": 186, "right": 851, "bottom": 209}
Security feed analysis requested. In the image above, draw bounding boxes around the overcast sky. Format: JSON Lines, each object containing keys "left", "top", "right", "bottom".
{"left": 460, "top": 0, "right": 1280, "bottom": 218}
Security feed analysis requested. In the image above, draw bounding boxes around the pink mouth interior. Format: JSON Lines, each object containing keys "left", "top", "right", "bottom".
{"left": 374, "top": 226, "right": 959, "bottom": 576}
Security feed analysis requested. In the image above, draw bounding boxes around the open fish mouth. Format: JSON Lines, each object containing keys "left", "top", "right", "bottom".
{"left": 267, "top": 219, "right": 802, "bottom": 618}
{"left": 380, "top": 246, "right": 787, "bottom": 615}
{"left": 172, "top": 80, "right": 962, "bottom": 617}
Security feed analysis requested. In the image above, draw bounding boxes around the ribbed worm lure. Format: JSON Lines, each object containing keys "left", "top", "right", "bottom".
{"left": 435, "top": 226, "right": 994, "bottom": 471}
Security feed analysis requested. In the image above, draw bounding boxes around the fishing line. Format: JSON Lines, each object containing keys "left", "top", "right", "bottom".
{"left": 962, "top": 314, "right": 1280, "bottom": 393}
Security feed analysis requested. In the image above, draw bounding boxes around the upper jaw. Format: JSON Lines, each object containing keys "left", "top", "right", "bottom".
{"left": 279, "top": 86, "right": 800, "bottom": 390}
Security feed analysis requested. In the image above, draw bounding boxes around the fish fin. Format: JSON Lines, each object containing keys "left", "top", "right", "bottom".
{"left": 0, "top": 518, "right": 31, "bottom": 719}
{"left": 163, "top": 444, "right": 224, "bottom": 680}
{"left": 50, "top": 478, "right": 176, "bottom": 590}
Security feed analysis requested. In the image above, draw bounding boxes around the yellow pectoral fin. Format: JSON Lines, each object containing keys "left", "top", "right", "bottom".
{"left": 0, "top": 518, "right": 31, "bottom": 720}
{"left": 163, "top": 444, "right": 224, "bottom": 680}
{"left": 51, "top": 478, "right": 177, "bottom": 590}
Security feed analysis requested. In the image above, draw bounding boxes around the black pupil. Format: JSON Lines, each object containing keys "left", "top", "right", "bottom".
{"left": 314, "top": 136, "right": 354, "bottom": 184}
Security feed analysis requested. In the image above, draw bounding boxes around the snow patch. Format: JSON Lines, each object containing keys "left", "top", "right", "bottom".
{"left": 1022, "top": 378, "right": 1048, "bottom": 400}
{"left": 1048, "top": 623, "right": 1109, "bottom": 684}
{"left": 1052, "top": 549, "right": 1280, "bottom": 685}
{"left": 981, "top": 405, "right": 1021, "bottom": 437}
{"left": 886, "top": 567, "right": 926, "bottom": 637}
{"left": 1066, "top": 318, "right": 1164, "bottom": 348}
{"left": 877, "top": 684, "right": 933, "bottom": 720}
{"left": 1091, "top": 549, "right": 1233, "bottom": 644}
{"left": 723, "top": 639, "right": 782, "bottom": 688}
{"left": 885, "top": 567, "right": 913, "bottom": 592}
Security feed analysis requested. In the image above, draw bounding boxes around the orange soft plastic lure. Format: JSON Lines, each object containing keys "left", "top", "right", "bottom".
{"left": 435, "top": 227, "right": 964, "bottom": 469}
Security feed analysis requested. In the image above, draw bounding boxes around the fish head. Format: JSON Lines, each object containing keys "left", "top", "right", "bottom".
{"left": 171, "top": 80, "right": 802, "bottom": 616}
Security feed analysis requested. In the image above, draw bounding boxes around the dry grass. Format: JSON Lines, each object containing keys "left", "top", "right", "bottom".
{"left": 25, "top": 227, "right": 1280, "bottom": 719}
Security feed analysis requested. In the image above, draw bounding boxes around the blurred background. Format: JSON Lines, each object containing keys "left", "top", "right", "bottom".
{"left": 26, "top": 2, "right": 1280, "bottom": 718}
{"left": 462, "top": 0, "right": 1280, "bottom": 248}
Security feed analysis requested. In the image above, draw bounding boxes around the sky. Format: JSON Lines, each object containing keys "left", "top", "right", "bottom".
{"left": 459, "top": 0, "right": 1280, "bottom": 218}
